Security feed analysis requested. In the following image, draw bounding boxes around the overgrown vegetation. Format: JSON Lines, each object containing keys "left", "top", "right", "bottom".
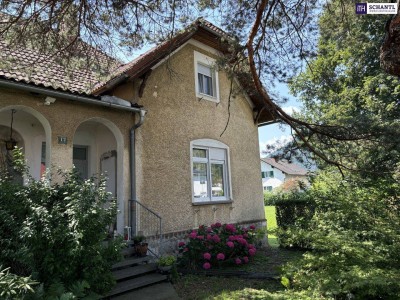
{"left": 0, "top": 149, "right": 123, "bottom": 298}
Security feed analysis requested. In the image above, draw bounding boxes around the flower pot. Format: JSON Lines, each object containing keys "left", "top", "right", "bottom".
{"left": 158, "top": 265, "right": 172, "bottom": 273}
{"left": 135, "top": 243, "right": 148, "bottom": 257}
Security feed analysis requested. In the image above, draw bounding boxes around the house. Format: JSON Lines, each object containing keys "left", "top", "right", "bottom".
{"left": 260, "top": 158, "right": 308, "bottom": 191}
{"left": 0, "top": 19, "right": 274, "bottom": 251}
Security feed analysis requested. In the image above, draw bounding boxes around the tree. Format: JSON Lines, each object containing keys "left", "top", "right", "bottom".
{"left": 289, "top": 1, "right": 399, "bottom": 181}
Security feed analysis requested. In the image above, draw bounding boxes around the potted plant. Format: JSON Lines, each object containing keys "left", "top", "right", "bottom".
{"left": 133, "top": 235, "right": 148, "bottom": 257}
{"left": 158, "top": 255, "right": 176, "bottom": 272}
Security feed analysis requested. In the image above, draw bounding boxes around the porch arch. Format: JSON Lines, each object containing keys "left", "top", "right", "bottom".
{"left": 73, "top": 117, "right": 125, "bottom": 234}
{"left": 0, "top": 105, "right": 52, "bottom": 180}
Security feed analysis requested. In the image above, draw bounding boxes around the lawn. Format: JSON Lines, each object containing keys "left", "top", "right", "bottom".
{"left": 265, "top": 205, "right": 278, "bottom": 247}
{"left": 173, "top": 206, "right": 305, "bottom": 299}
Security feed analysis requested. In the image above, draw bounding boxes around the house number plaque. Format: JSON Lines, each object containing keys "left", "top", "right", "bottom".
{"left": 58, "top": 136, "right": 68, "bottom": 144}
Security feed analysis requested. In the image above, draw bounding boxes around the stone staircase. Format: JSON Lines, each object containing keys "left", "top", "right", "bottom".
{"left": 104, "top": 254, "right": 169, "bottom": 299}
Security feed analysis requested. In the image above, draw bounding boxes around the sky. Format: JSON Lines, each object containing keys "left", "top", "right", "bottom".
{"left": 258, "top": 82, "right": 301, "bottom": 157}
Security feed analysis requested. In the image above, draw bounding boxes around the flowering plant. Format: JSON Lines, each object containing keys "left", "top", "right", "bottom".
{"left": 178, "top": 222, "right": 257, "bottom": 269}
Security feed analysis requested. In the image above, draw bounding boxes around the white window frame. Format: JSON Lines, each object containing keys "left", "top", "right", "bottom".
{"left": 190, "top": 139, "right": 232, "bottom": 204}
{"left": 194, "top": 51, "right": 220, "bottom": 103}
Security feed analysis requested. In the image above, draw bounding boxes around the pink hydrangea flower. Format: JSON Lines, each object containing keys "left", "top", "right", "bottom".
{"left": 207, "top": 227, "right": 213, "bottom": 233}
{"left": 183, "top": 247, "right": 189, "bottom": 252}
{"left": 247, "top": 243, "right": 255, "bottom": 249}
{"left": 197, "top": 235, "right": 204, "bottom": 240}
{"left": 203, "top": 262, "right": 211, "bottom": 270}
{"left": 178, "top": 241, "right": 185, "bottom": 247}
{"left": 243, "top": 233, "right": 248, "bottom": 239}
{"left": 243, "top": 256, "right": 249, "bottom": 264}
{"left": 217, "top": 253, "right": 225, "bottom": 260}
{"left": 237, "top": 238, "right": 247, "bottom": 245}
{"left": 225, "top": 224, "right": 236, "bottom": 233}
{"left": 235, "top": 258, "right": 242, "bottom": 265}
{"left": 249, "top": 248, "right": 256, "bottom": 256}
{"left": 212, "top": 235, "right": 221, "bottom": 243}
{"left": 228, "top": 235, "right": 236, "bottom": 241}
{"left": 249, "top": 225, "right": 256, "bottom": 230}
{"left": 206, "top": 234, "right": 212, "bottom": 241}
{"left": 189, "top": 231, "right": 197, "bottom": 239}
{"left": 203, "top": 252, "right": 211, "bottom": 260}
{"left": 227, "top": 241, "right": 234, "bottom": 248}
{"left": 215, "top": 222, "right": 222, "bottom": 228}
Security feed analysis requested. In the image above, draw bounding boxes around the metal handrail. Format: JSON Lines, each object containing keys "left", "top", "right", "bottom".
{"left": 129, "top": 199, "right": 162, "bottom": 257}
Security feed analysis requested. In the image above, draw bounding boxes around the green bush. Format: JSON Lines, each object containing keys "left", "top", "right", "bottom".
{"left": 266, "top": 191, "right": 315, "bottom": 248}
{"left": 0, "top": 266, "right": 37, "bottom": 299}
{"left": 0, "top": 149, "right": 123, "bottom": 296}
{"left": 280, "top": 170, "right": 400, "bottom": 299}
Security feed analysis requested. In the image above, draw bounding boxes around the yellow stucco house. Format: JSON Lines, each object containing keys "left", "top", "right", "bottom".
{"left": 0, "top": 19, "right": 274, "bottom": 251}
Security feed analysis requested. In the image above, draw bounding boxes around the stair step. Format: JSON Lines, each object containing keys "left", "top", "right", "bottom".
{"left": 112, "top": 256, "right": 151, "bottom": 270}
{"left": 113, "top": 263, "right": 158, "bottom": 281}
{"left": 106, "top": 273, "right": 168, "bottom": 297}
{"left": 121, "top": 247, "right": 136, "bottom": 257}
{"left": 110, "top": 282, "right": 180, "bottom": 300}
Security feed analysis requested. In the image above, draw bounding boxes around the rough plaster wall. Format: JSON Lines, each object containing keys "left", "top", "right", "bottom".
{"left": 135, "top": 43, "right": 265, "bottom": 233}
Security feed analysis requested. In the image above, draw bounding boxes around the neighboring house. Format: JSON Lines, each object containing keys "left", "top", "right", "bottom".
{"left": 0, "top": 19, "right": 274, "bottom": 250}
{"left": 260, "top": 158, "right": 308, "bottom": 191}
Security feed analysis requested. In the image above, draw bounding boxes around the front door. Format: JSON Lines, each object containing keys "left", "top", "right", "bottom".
{"left": 73, "top": 146, "right": 88, "bottom": 179}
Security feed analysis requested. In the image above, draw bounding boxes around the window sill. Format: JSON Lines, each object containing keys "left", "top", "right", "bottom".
{"left": 196, "top": 94, "right": 220, "bottom": 103}
{"left": 192, "top": 200, "right": 233, "bottom": 206}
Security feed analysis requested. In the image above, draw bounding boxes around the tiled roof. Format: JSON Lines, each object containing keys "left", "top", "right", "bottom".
{"left": 261, "top": 158, "right": 308, "bottom": 176}
{"left": 0, "top": 41, "right": 120, "bottom": 95}
{"left": 92, "top": 18, "right": 217, "bottom": 94}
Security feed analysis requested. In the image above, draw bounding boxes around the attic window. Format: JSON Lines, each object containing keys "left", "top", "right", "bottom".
{"left": 194, "top": 51, "right": 219, "bottom": 102}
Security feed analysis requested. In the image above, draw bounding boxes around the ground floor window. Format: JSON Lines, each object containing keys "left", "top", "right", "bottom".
{"left": 191, "top": 139, "right": 231, "bottom": 203}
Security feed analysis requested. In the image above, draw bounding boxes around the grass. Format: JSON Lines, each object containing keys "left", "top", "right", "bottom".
{"left": 173, "top": 207, "right": 306, "bottom": 299}
{"left": 265, "top": 205, "right": 279, "bottom": 247}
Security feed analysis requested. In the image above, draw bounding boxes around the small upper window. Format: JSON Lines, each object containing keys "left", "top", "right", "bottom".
{"left": 194, "top": 51, "right": 219, "bottom": 102}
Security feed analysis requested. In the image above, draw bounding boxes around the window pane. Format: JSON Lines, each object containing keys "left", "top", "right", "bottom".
{"left": 193, "top": 148, "right": 207, "bottom": 158}
{"left": 193, "top": 162, "right": 208, "bottom": 198}
{"left": 211, "top": 163, "right": 224, "bottom": 197}
{"left": 198, "top": 73, "right": 204, "bottom": 94}
{"left": 198, "top": 63, "right": 212, "bottom": 76}
{"left": 204, "top": 75, "right": 213, "bottom": 96}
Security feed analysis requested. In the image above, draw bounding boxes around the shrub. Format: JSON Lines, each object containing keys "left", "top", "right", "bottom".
{"left": 266, "top": 191, "right": 315, "bottom": 249}
{"left": 0, "top": 149, "right": 123, "bottom": 296}
{"left": 0, "top": 266, "right": 37, "bottom": 299}
{"left": 158, "top": 255, "right": 176, "bottom": 267}
{"left": 178, "top": 223, "right": 257, "bottom": 269}
{"left": 280, "top": 171, "right": 400, "bottom": 299}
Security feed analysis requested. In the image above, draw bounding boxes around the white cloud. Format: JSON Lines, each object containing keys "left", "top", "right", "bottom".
{"left": 259, "top": 135, "right": 293, "bottom": 156}
{"left": 282, "top": 106, "right": 300, "bottom": 116}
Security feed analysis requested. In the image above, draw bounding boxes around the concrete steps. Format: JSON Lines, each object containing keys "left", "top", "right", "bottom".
{"left": 104, "top": 255, "right": 171, "bottom": 299}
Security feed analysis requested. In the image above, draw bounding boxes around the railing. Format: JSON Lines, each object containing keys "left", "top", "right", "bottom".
{"left": 129, "top": 199, "right": 162, "bottom": 257}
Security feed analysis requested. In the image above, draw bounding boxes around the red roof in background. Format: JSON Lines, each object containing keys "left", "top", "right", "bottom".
{"left": 261, "top": 158, "right": 308, "bottom": 176}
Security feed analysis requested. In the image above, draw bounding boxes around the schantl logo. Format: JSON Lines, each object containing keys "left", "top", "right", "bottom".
{"left": 356, "top": 3, "right": 367, "bottom": 14}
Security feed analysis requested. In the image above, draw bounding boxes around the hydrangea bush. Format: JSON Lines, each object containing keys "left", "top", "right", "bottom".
{"left": 178, "top": 222, "right": 257, "bottom": 269}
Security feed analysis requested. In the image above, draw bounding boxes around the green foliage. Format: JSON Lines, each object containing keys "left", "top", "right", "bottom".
{"left": 289, "top": 1, "right": 400, "bottom": 178}
{"left": 266, "top": 191, "right": 315, "bottom": 249}
{"left": 158, "top": 255, "right": 176, "bottom": 267}
{"left": 280, "top": 170, "right": 400, "bottom": 299}
{"left": 0, "top": 149, "right": 123, "bottom": 296}
{"left": 178, "top": 223, "right": 258, "bottom": 270}
{"left": 0, "top": 266, "right": 37, "bottom": 299}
